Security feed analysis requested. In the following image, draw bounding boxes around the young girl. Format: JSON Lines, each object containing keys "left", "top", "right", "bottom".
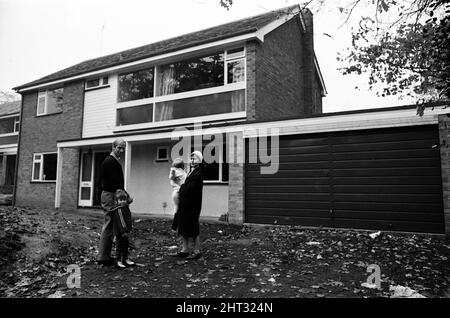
{"left": 111, "top": 189, "right": 135, "bottom": 268}
{"left": 169, "top": 158, "right": 187, "bottom": 230}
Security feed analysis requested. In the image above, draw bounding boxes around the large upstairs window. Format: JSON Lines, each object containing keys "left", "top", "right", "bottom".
{"left": 115, "top": 47, "right": 246, "bottom": 129}
{"left": 118, "top": 68, "right": 154, "bottom": 102}
{"left": 156, "top": 53, "right": 224, "bottom": 96}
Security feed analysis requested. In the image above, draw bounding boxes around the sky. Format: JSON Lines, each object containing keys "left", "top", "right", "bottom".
{"left": 0, "top": 0, "right": 415, "bottom": 113}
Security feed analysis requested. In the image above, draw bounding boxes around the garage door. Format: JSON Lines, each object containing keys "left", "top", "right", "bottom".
{"left": 245, "top": 125, "right": 444, "bottom": 234}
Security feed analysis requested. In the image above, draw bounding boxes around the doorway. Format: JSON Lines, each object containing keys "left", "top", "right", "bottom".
{"left": 79, "top": 150, "right": 109, "bottom": 207}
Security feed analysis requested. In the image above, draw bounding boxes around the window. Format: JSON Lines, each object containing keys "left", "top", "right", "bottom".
{"left": 226, "top": 48, "right": 245, "bottom": 84}
{"left": 85, "top": 76, "right": 109, "bottom": 89}
{"left": 118, "top": 68, "right": 154, "bottom": 102}
{"left": 193, "top": 142, "right": 228, "bottom": 183}
{"left": 155, "top": 89, "right": 245, "bottom": 121}
{"left": 116, "top": 47, "right": 246, "bottom": 127}
{"left": 14, "top": 117, "right": 20, "bottom": 132}
{"left": 156, "top": 53, "right": 224, "bottom": 96}
{"left": 37, "top": 88, "right": 63, "bottom": 116}
{"left": 0, "top": 116, "right": 19, "bottom": 135}
{"left": 117, "top": 104, "right": 153, "bottom": 126}
{"left": 156, "top": 146, "right": 169, "bottom": 161}
{"left": 32, "top": 153, "right": 58, "bottom": 182}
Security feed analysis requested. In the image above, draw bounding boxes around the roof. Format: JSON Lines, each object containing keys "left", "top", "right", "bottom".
{"left": 0, "top": 101, "right": 21, "bottom": 117}
{"left": 14, "top": 5, "right": 301, "bottom": 91}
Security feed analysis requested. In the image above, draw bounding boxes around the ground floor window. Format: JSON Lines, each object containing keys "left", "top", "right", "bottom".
{"left": 193, "top": 142, "right": 229, "bottom": 183}
{"left": 32, "top": 152, "right": 57, "bottom": 181}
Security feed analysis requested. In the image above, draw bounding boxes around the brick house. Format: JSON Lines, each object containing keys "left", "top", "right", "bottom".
{"left": 0, "top": 101, "right": 20, "bottom": 193}
{"left": 12, "top": 5, "right": 450, "bottom": 235}
{"left": 13, "top": 5, "right": 325, "bottom": 216}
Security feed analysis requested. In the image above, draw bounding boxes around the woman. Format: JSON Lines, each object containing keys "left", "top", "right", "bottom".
{"left": 171, "top": 150, "right": 204, "bottom": 260}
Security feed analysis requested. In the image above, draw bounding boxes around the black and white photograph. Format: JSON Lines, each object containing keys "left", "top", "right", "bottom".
{"left": 0, "top": 0, "right": 449, "bottom": 306}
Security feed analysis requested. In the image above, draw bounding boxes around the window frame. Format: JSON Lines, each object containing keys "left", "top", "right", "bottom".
{"left": 31, "top": 152, "right": 58, "bottom": 182}
{"left": 36, "top": 88, "right": 64, "bottom": 117}
{"left": 195, "top": 141, "right": 229, "bottom": 184}
{"left": 117, "top": 67, "right": 155, "bottom": 103}
{"left": 0, "top": 114, "right": 20, "bottom": 136}
{"left": 156, "top": 146, "right": 169, "bottom": 162}
{"left": 14, "top": 117, "right": 20, "bottom": 133}
{"left": 114, "top": 46, "right": 247, "bottom": 131}
{"left": 85, "top": 76, "right": 110, "bottom": 91}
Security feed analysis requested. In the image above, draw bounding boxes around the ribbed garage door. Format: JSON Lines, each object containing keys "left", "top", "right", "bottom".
{"left": 245, "top": 125, "right": 444, "bottom": 234}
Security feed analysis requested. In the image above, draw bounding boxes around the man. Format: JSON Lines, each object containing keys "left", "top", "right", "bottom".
{"left": 97, "top": 138, "right": 127, "bottom": 266}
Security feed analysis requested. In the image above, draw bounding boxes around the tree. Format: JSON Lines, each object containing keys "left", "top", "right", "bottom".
{"left": 0, "top": 90, "right": 20, "bottom": 104}
{"left": 337, "top": 0, "right": 450, "bottom": 106}
{"left": 219, "top": 0, "right": 450, "bottom": 109}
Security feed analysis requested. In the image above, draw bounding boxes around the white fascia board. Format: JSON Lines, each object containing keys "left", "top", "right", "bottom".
{"left": 57, "top": 107, "right": 448, "bottom": 148}
{"left": 0, "top": 113, "right": 20, "bottom": 119}
{"left": 17, "top": 33, "right": 261, "bottom": 93}
{"left": 58, "top": 124, "right": 244, "bottom": 148}
{"left": 256, "top": 6, "right": 302, "bottom": 40}
{"left": 243, "top": 107, "right": 448, "bottom": 138}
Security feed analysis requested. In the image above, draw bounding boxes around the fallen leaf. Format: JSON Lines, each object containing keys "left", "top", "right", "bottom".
{"left": 361, "top": 282, "right": 378, "bottom": 289}
{"left": 47, "top": 291, "right": 65, "bottom": 298}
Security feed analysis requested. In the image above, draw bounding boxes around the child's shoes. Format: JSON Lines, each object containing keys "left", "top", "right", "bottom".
{"left": 124, "top": 259, "right": 135, "bottom": 266}
{"left": 116, "top": 261, "right": 126, "bottom": 268}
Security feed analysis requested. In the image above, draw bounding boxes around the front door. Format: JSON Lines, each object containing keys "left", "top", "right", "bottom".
{"left": 93, "top": 152, "right": 109, "bottom": 206}
{"left": 79, "top": 151, "right": 109, "bottom": 207}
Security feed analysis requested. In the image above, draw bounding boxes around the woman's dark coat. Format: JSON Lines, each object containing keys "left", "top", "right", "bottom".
{"left": 172, "top": 166, "right": 204, "bottom": 237}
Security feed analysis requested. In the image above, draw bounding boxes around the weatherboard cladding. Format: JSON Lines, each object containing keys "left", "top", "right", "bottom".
{"left": 15, "top": 5, "right": 299, "bottom": 90}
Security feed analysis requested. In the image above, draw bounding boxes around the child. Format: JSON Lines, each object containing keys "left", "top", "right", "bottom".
{"left": 111, "top": 189, "right": 135, "bottom": 268}
{"left": 169, "top": 158, "right": 187, "bottom": 231}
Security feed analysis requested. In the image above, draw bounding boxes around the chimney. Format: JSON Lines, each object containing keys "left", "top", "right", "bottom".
{"left": 301, "top": 9, "right": 315, "bottom": 114}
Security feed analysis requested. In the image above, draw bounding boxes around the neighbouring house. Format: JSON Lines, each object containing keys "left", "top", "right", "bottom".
{"left": 0, "top": 100, "right": 20, "bottom": 197}
{"left": 11, "top": 5, "right": 450, "bottom": 236}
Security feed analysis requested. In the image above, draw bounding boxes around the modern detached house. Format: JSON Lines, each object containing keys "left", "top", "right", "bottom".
{"left": 13, "top": 5, "right": 325, "bottom": 218}
{"left": 13, "top": 5, "right": 450, "bottom": 236}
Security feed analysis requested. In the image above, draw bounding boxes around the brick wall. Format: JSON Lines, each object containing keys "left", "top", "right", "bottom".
{"left": 438, "top": 114, "right": 450, "bottom": 236}
{"left": 246, "top": 42, "right": 257, "bottom": 121}
{"left": 228, "top": 132, "right": 244, "bottom": 224}
{"left": 248, "top": 10, "right": 321, "bottom": 122}
{"left": 15, "top": 81, "right": 84, "bottom": 209}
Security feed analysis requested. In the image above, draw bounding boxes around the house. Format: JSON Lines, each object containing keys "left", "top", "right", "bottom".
{"left": 12, "top": 5, "right": 450, "bottom": 236}
{"left": 12, "top": 5, "right": 325, "bottom": 217}
{"left": 0, "top": 100, "right": 20, "bottom": 194}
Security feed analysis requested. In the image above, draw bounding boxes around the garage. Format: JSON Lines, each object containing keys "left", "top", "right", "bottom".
{"left": 245, "top": 124, "right": 445, "bottom": 234}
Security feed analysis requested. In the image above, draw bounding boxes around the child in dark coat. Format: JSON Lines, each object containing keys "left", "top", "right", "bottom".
{"left": 111, "top": 189, "right": 135, "bottom": 268}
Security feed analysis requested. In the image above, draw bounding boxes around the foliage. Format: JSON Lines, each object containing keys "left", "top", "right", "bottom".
{"left": 219, "top": 0, "right": 450, "bottom": 105}
{"left": 338, "top": 0, "right": 450, "bottom": 102}
{"left": 0, "top": 90, "right": 20, "bottom": 104}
